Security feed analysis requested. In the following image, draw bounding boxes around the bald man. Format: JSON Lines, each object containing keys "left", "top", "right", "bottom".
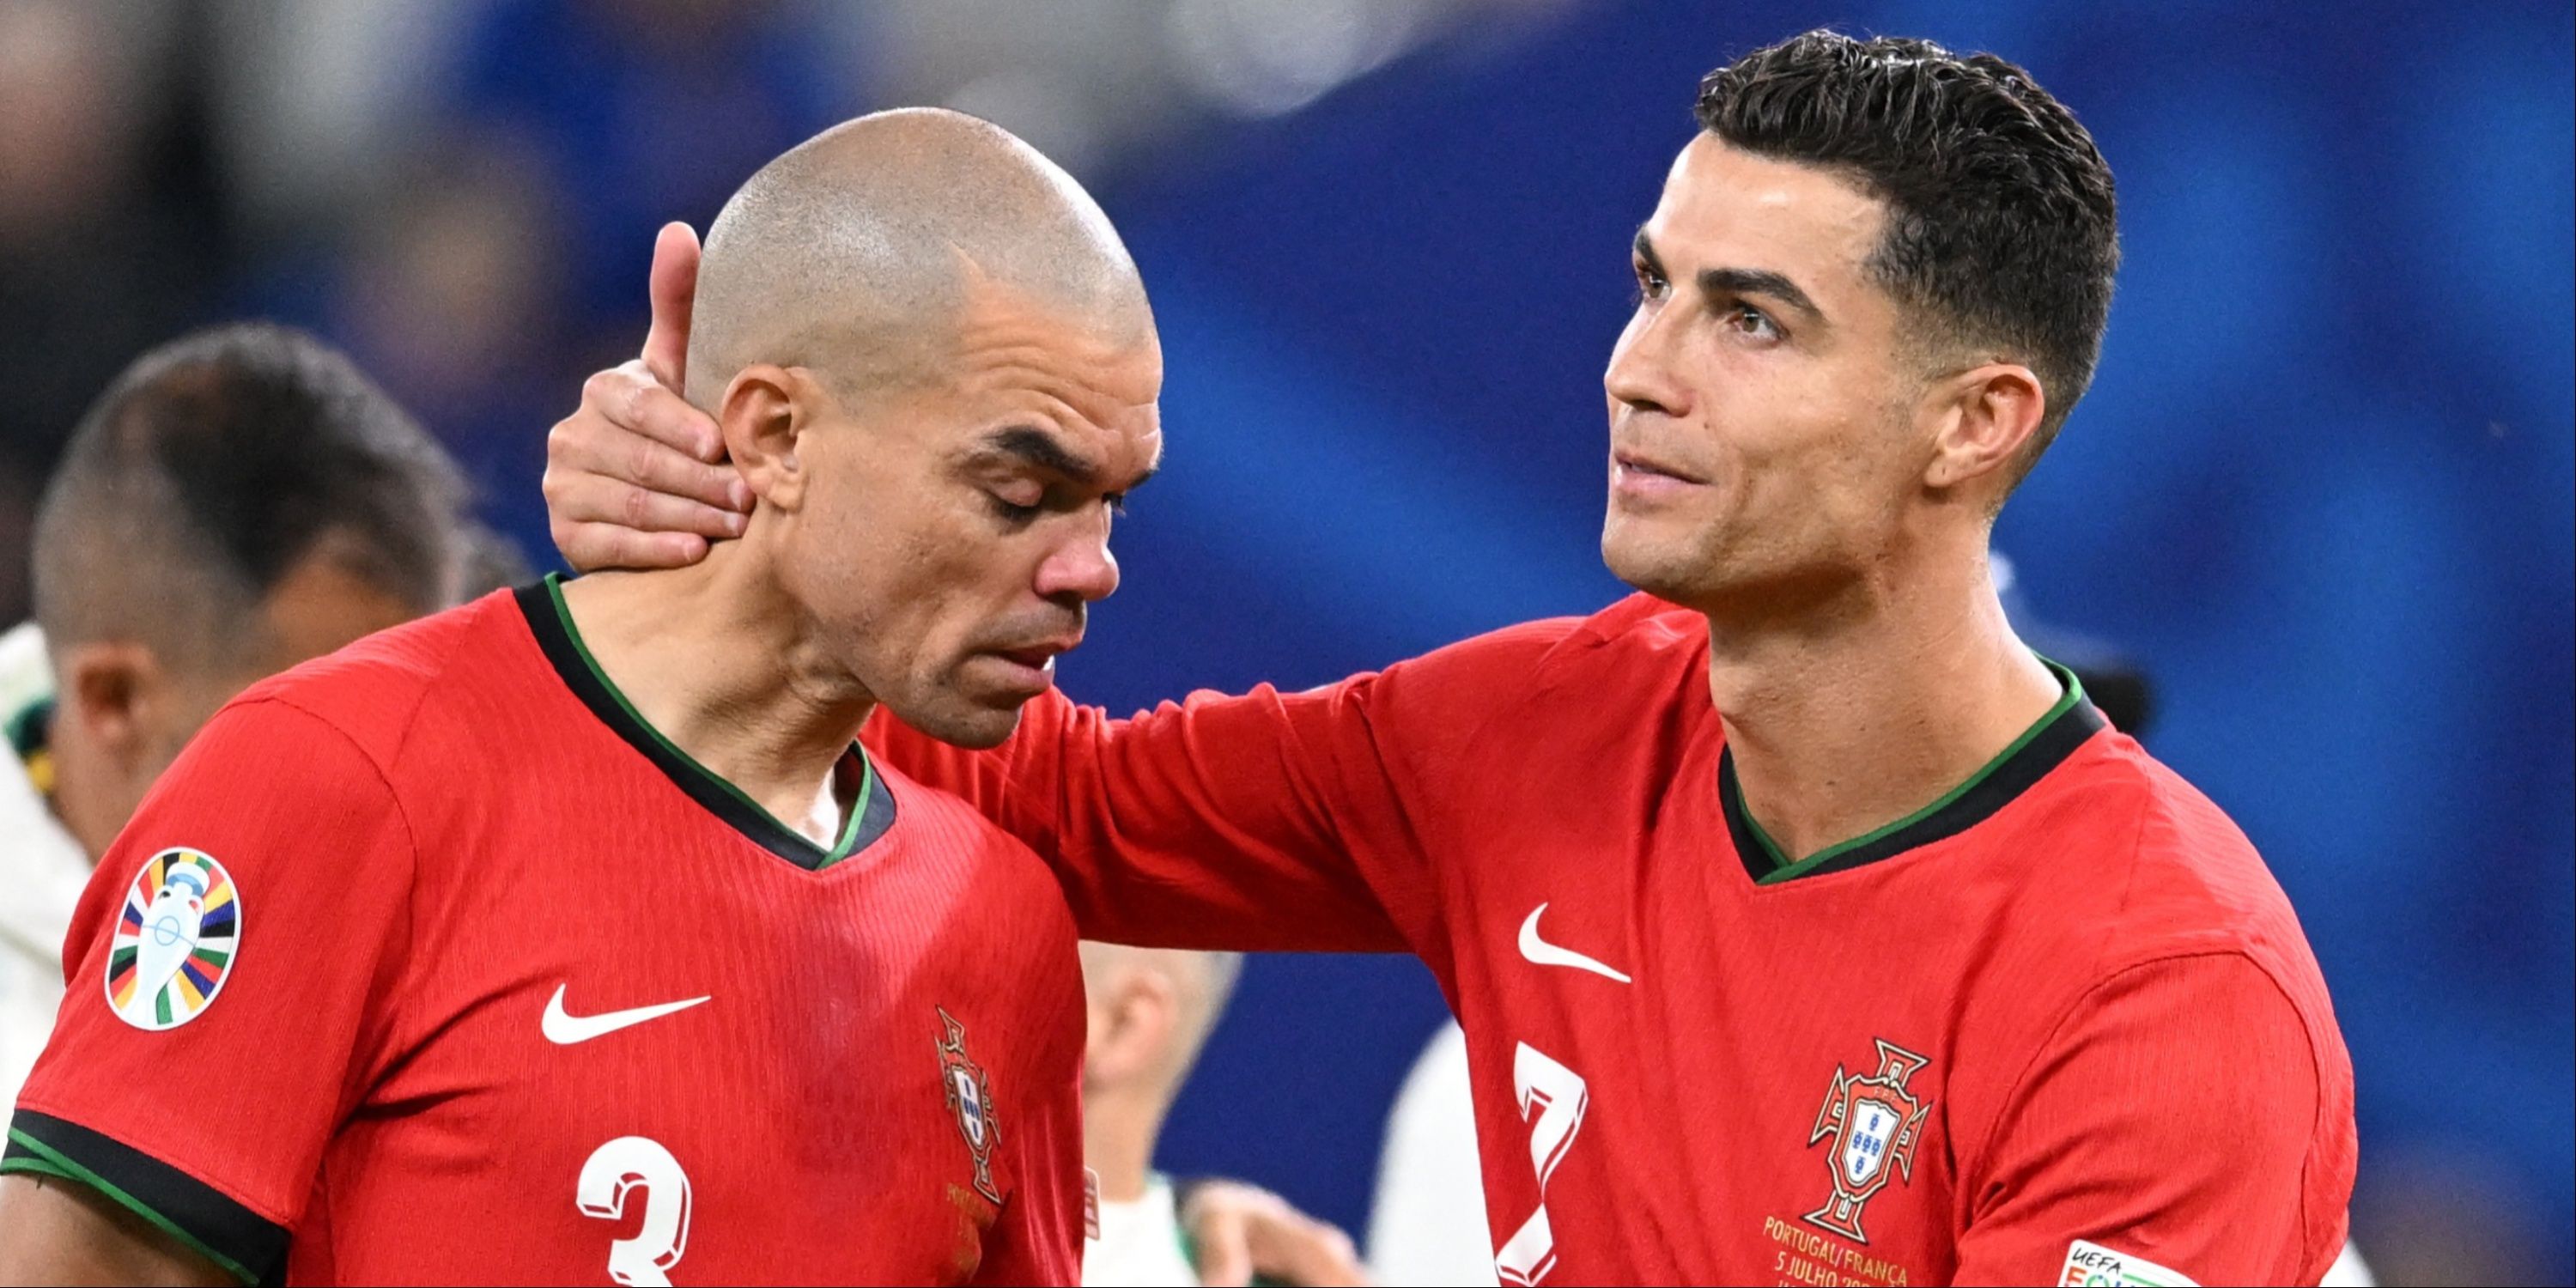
{"left": 0, "top": 109, "right": 1157, "bottom": 1285}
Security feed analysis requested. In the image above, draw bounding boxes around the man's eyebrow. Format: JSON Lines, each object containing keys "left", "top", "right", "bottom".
{"left": 1697, "top": 266, "right": 1826, "bottom": 324}
{"left": 976, "top": 426, "right": 1157, "bottom": 493}
{"left": 1631, "top": 228, "right": 1666, "bottom": 279}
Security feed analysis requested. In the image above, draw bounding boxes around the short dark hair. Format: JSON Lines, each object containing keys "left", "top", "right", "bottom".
{"left": 1696, "top": 30, "right": 2119, "bottom": 476}
{"left": 32, "top": 323, "right": 465, "bottom": 669}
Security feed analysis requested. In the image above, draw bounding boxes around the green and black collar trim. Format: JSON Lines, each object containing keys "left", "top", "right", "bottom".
{"left": 516, "top": 576, "right": 896, "bottom": 872}
{"left": 1722, "top": 659, "right": 2106, "bottom": 884}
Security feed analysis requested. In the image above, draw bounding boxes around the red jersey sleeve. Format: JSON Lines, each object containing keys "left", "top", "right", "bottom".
{"left": 4, "top": 698, "right": 415, "bottom": 1285}
{"left": 866, "top": 618, "right": 1579, "bottom": 956}
{"left": 1952, "top": 952, "right": 2351, "bottom": 1287}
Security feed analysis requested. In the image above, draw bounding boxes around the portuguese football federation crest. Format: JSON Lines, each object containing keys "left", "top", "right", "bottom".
{"left": 106, "top": 848, "right": 240, "bottom": 1031}
{"left": 1802, "top": 1037, "right": 1931, "bottom": 1243}
{"left": 936, "top": 1006, "right": 1001, "bottom": 1203}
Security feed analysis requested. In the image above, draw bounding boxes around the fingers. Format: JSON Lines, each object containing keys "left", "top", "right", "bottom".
{"left": 584, "top": 360, "right": 730, "bottom": 465}
{"left": 542, "top": 470, "right": 744, "bottom": 544}
{"left": 554, "top": 368, "right": 744, "bottom": 513}
{"left": 1188, "top": 1200, "right": 1254, "bottom": 1287}
{"left": 641, "top": 222, "right": 702, "bottom": 390}
{"left": 1252, "top": 1216, "right": 1370, "bottom": 1287}
{"left": 1181, "top": 1181, "right": 1368, "bottom": 1287}
{"left": 550, "top": 520, "right": 709, "bottom": 574}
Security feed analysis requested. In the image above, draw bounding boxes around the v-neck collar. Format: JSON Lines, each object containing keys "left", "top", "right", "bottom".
{"left": 516, "top": 576, "right": 896, "bottom": 871}
{"left": 1720, "top": 659, "right": 2106, "bottom": 884}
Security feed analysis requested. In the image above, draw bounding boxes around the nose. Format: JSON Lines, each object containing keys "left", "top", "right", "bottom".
{"left": 1033, "top": 509, "right": 1121, "bottom": 605}
{"left": 1604, "top": 303, "right": 1692, "bottom": 420}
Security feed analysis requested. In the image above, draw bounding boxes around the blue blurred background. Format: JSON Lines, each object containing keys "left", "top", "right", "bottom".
{"left": 1, "top": 1, "right": 2565, "bottom": 1281}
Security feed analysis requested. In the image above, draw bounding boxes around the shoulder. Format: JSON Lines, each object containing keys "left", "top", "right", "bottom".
{"left": 1979, "top": 731, "right": 2348, "bottom": 1094}
{"left": 226, "top": 589, "right": 532, "bottom": 773}
{"left": 1380, "top": 592, "right": 1704, "bottom": 706}
{"left": 2025, "top": 734, "right": 2321, "bottom": 980}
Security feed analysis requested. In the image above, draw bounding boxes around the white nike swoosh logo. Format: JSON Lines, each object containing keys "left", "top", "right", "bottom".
{"left": 1518, "top": 903, "right": 1631, "bottom": 984}
{"left": 541, "top": 985, "right": 710, "bottom": 1045}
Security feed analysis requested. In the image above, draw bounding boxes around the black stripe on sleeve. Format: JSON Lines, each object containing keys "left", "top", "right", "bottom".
{"left": 3, "top": 1109, "right": 285, "bottom": 1285}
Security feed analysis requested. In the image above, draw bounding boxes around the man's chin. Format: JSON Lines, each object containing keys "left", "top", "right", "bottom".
{"left": 888, "top": 694, "right": 1027, "bottom": 750}
{"left": 1601, "top": 527, "right": 1710, "bottom": 604}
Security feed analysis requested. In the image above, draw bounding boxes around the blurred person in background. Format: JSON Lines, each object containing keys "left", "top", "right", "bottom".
{"left": 1078, "top": 945, "right": 1235, "bottom": 1285}
{"left": 0, "top": 0, "right": 224, "bottom": 623}
{"left": 443, "top": 0, "right": 855, "bottom": 348}
{"left": 1074, "top": 943, "right": 1364, "bottom": 1287}
{"left": 0, "top": 323, "right": 472, "bottom": 1110}
{"left": 324, "top": 134, "right": 573, "bottom": 565}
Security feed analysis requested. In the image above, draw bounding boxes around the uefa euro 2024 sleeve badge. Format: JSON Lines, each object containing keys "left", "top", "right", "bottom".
{"left": 1802, "top": 1037, "right": 1932, "bottom": 1243}
{"left": 937, "top": 1006, "right": 1003, "bottom": 1203}
{"left": 106, "top": 848, "right": 240, "bottom": 1031}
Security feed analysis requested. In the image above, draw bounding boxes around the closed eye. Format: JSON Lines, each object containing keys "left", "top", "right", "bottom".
{"left": 987, "top": 493, "right": 1042, "bottom": 524}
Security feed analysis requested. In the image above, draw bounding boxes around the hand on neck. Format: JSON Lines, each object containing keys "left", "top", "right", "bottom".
{"left": 1704, "top": 546, "right": 2062, "bottom": 861}
{"left": 559, "top": 546, "right": 876, "bottom": 848}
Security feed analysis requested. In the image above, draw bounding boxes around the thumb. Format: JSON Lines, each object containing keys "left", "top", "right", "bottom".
{"left": 641, "top": 221, "right": 701, "bottom": 392}
{"left": 1190, "top": 1207, "right": 1254, "bottom": 1287}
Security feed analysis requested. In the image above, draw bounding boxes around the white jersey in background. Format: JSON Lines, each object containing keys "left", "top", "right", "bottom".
{"left": 0, "top": 622, "right": 88, "bottom": 1109}
{"left": 1368, "top": 1020, "right": 1497, "bottom": 1287}
{"left": 1085, "top": 1174, "right": 1198, "bottom": 1288}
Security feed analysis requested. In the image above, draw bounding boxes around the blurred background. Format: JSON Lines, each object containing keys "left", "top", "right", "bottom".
{"left": 1, "top": 0, "right": 2567, "bottom": 1280}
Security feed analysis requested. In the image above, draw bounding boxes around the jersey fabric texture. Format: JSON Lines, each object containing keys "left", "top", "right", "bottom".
{"left": 866, "top": 592, "right": 2357, "bottom": 1287}
{"left": 6, "top": 583, "right": 1086, "bottom": 1286}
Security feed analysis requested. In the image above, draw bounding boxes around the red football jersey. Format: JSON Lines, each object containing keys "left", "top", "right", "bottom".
{"left": 867, "top": 592, "right": 2356, "bottom": 1286}
{"left": 7, "top": 581, "right": 1086, "bottom": 1286}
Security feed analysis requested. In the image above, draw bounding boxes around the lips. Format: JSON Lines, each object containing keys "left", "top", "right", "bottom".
{"left": 1612, "top": 447, "right": 1706, "bottom": 484}
{"left": 991, "top": 639, "right": 1079, "bottom": 670}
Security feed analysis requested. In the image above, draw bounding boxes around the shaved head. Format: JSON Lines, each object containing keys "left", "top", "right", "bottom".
{"left": 668, "top": 106, "right": 1163, "bottom": 750}
{"left": 686, "top": 107, "right": 1152, "bottom": 408}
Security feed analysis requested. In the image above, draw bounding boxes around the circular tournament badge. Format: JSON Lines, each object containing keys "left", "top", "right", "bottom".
{"left": 105, "top": 848, "right": 240, "bottom": 1031}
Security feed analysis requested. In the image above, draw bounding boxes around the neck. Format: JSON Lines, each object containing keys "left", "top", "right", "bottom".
{"left": 559, "top": 551, "right": 873, "bottom": 847}
{"left": 1079, "top": 1082, "right": 1169, "bottom": 1205}
{"left": 1701, "top": 542, "right": 2059, "bottom": 860}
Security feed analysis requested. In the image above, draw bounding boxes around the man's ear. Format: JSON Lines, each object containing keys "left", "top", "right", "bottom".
{"left": 1923, "top": 361, "right": 2048, "bottom": 494}
{"left": 1089, "top": 969, "right": 1179, "bottom": 1086}
{"left": 57, "top": 641, "right": 162, "bottom": 771}
{"left": 716, "top": 364, "right": 819, "bottom": 513}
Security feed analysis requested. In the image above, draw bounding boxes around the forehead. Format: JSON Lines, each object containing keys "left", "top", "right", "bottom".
{"left": 942, "top": 276, "right": 1163, "bottom": 465}
{"left": 1644, "top": 135, "right": 1886, "bottom": 285}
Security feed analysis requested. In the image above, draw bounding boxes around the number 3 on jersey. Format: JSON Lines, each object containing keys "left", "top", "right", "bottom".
{"left": 578, "top": 1136, "right": 693, "bottom": 1286}
{"left": 1495, "top": 1042, "right": 1589, "bottom": 1286}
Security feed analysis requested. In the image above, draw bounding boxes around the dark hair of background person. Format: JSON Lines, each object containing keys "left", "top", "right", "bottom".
{"left": 1695, "top": 30, "right": 2121, "bottom": 487}
{"left": 29, "top": 322, "right": 467, "bottom": 671}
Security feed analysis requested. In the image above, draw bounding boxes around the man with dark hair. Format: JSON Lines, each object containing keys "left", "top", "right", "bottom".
{"left": 549, "top": 31, "right": 2355, "bottom": 1285}
{"left": 24, "top": 323, "right": 466, "bottom": 860}
{"left": 0, "top": 322, "right": 469, "bottom": 1109}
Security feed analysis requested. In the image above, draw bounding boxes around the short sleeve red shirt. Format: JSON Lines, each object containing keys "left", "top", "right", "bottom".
{"left": 9, "top": 583, "right": 1086, "bottom": 1285}
{"left": 868, "top": 592, "right": 2356, "bottom": 1286}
